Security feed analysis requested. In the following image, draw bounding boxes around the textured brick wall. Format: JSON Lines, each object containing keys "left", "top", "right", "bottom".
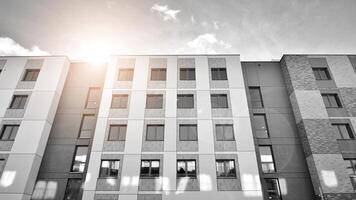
{"left": 339, "top": 88, "right": 356, "bottom": 117}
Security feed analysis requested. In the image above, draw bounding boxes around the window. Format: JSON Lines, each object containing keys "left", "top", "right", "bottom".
{"left": 177, "top": 160, "right": 196, "bottom": 177}
{"left": 71, "top": 146, "right": 88, "bottom": 173}
{"left": 216, "top": 124, "right": 234, "bottom": 141}
{"left": 146, "top": 125, "right": 164, "bottom": 141}
{"left": 99, "top": 160, "right": 120, "bottom": 178}
{"left": 9, "top": 95, "right": 28, "bottom": 109}
{"left": 312, "top": 68, "right": 331, "bottom": 80}
{"left": 265, "top": 178, "right": 282, "bottom": 200}
{"left": 177, "top": 94, "right": 194, "bottom": 109}
{"left": 211, "top": 94, "right": 228, "bottom": 108}
{"left": 23, "top": 69, "right": 40, "bottom": 81}
{"left": 140, "top": 160, "right": 160, "bottom": 178}
{"left": 211, "top": 68, "right": 227, "bottom": 80}
{"left": 259, "top": 146, "right": 276, "bottom": 173}
{"left": 108, "top": 125, "right": 127, "bottom": 141}
{"left": 253, "top": 114, "right": 269, "bottom": 138}
{"left": 347, "top": 160, "right": 356, "bottom": 174}
{"left": 111, "top": 94, "right": 128, "bottom": 108}
{"left": 0, "top": 69, "right": 2, "bottom": 74}
{"left": 216, "top": 160, "right": 236, "bottom": 177}
{"left": 32, "top": 180, "right": 58, "bottom": 200}
{"left": 146, "top": 94, "right": 163, "bottom": 109}
{"left": 180, "top": 68, "right": 195, "bottom": 80}
{"left": 0, "top": 125, "right": 19, "bottom": 141}
{"left": 85, "top": 87, "right": 100, "bottom": 109}
{"left": 151, "top": 68, "right": 166, "bottom": 80}
{"left": 63, "top": 179, "right": 83, "bottom": 200}
{"left": 351, "top": 176, "right": 356, "bottom": 190}
{"left": 79, "top": 115, "right": 95, "bottom": 138}
{"left": 118, "top": 68, "right": 134, "bottom": 81}
{"left": 333, "top": 124, "right": 355, "bottom": 139}
{"left": 0, "top": 159, "right": 6, "bottom": 175}
{"left": 179, "top": 124, "right": 197, "bottom": 141}
{"left": 249, "top": 87, "right": 263, "bottom": 108}
{"left": 322, "top": 94, "right": 342, "bottom": 108}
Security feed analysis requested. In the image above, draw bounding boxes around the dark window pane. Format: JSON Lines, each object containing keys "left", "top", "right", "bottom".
{"left": 177, "top": 94, "right": 194, "bottom": 109}
{"left": 249, "top": 87, "right": 263, "bottom": 108}
{"left": 146, "top": 94, "right": 163, "bottom": 109}
{"left": 211, "top": 94, "right": 228, "bottom": 108}
{"left": 118, "top": 69, "right": 134, "bottom": 81}
{"left": 108, "top": 125, "right": 127, "bottom": 141}
{"left": 180, "top": 68, "right": 195, "bottom": 80}
{"left": 10, "top": 95, "right": 28, "bottom": 109}
{"left": 333, "top": 124, "right": 355, "bottom": 139}
{"left": 259, "top": 146, "right": 275, "bottom": 173}
{"left": 216, "top": 160, "right": 236, "bottom": 177}
{"left": 177, "top": 161, "right": 186, "bottom": 176}
{"left": 265, "top": 178, "right": 282, "bottom": 200}
{"left": 253, "top": 114, "right": 269, "bottom": 138}
{"left": 0, "top": 125, "right": 19, "bottom": 140}
{"left": 151, "top": 68, "right": 166, "bottom": 80}
{"left": 140, "top": 160, "right": 160, "bottom": 178}
{"left": 146, "top": 125, "right": 164, "bottom": 141}
{"left": 322, "top": 94, "right": 342, "bottom": 108}
{"left": 179, "top": 124, "right": 197, "bottom": 141}
{"left": 151, "top": 161, "right": 160, "bottom": 177}
{"left": 111, "top": 94, "right": 128, "bottom": 108}
{"left": 211, "top": 68, "right": 227, "bottom": 80}
{"left": 64, "top": 179, "right": 83, "bottom": 200}
{"left": 71, "top": 146, "right": 88, "bottom": 172}
{"left": 23, "top": 69, "right": 40, "bottom": 81}
{"left": 216, "top": 124, "right": 234, "bottom": 141}
{"left": 177, "top": 160, "right": 196, "bottom": 177}
{"left": 79, "top": 115, "right": 95, "bottom": 138}
{"left": 312, "top": 68, "right": 331, "bottom": 80}
{"left": 140, "top": 161, "right": 150, "bottom": 176}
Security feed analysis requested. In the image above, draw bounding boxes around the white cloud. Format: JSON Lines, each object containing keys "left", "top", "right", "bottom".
{"left": 0, "top": 37, "right": 49, "bottom": 56}
{"left": 186, "top": 33, "right": 231, "bottom": 53}
{"left": 213, "top": 21, "right": 220, "bottom": 30}
{"left": 151, "top": 4, "right": 181, "bottom": 21}
{"left": 191, "top": 16, "right": 195, "bottom": 24}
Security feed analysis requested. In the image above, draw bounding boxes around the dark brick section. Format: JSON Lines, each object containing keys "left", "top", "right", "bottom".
{"left": 348, "top": 55, "right": 356, "bottom": 73}
{"left": 302, "top": 119, "right": 340, "bottom": 154}
{"left": 339, "top": 87, "right": 356, "bottom": 117}
{"left": 296, "top": 122, "right": 312, "bottom": 158}
{"left": 281, "top": 55, "right": 318, "bottom": 94}
{"left": 324, "top": 193, "right": 356, "bottom": 200}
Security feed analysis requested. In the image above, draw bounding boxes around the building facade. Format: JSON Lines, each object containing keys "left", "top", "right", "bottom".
{"left": 0, "top": 55, "right": 355, "bottom": 200}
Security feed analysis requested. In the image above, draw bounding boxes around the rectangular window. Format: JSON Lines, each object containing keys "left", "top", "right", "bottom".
{"left": 216, "top": 160, "right": 236, "bottom": 177}
{"left": 177, "top": 160, "right": 196, "bottom": 178}
{"left": 322, "top": 94, "right": 342, "bottom": 108}
{"left": 179, "top": 124, "right": 197, "bottom": 141}
{"left": 249, "top": 87, "right": 263, "bottom": 108}
{"left": 71, "top": 146, "right": 88, "bottom": 173}
{"left": 265, "top": 178, "right": 282, "bottom": 200}
{"left": 118, "top": 68, "right": 134, "bottom": 81}
{"left": 177, "top": 94, "right": 194, "bottom": 109}
{"left": 211, "top": 94, "right": 228, "bottom": 108}
{"left": 351, "top": 176, "right": 356, "bottom": 190}
{"left": 99, "top": 160, "right": 120, "bottom": 178}
{"left": 23, "top": 69, "right": 40, "bottom": 81}
{"left": 146, "top": 125, "right": 164, "bottom": 141}
{"left": 253, "top": 114, "right": 269, "bottom": 138}
{"left": 146, "top": 94, "right": 163, "bottom": 109}
{"left": 111, "top": 94, "right": 128, "bottom": 109}
{"left": 180, "top": 68, "right": 195, "bottom": 80}
{"left": 0, "top": 69, "right": 2, "bottom": 74}
{"left": 0, "top": 159, "right": 5, "bottom": 174}
{"left": 216, "top": 124, "right": 234, "bottom": 141}
{"left": 85, "top": 87, "right": 100, "bottom": 109}
{"left": 312, "top": 68, "right": 331, "bottom": 80}
{"left": 64, "top": 179, "right": 83, "bottom": 200}
{"left": 347, "top": 160, "right": 356, "bottom": 174}
{"left": 259, "top": 146, "right": 276, "bottom": 173}
{"left": 151, "top": 68, "right": 166, "bottom": 80}
{"left": 140, "top": 160, "right": 160, "bottom": 178}
{"left": 333, "top": 124, "right": 355, "bottom": 139}
{"left": 108, "top": 125, "right": 127, "bottom": 141}
{"left": 211, "top": 68, "right": 227, "bottom": 80}
{"left": 9, "top": 95, "right": 28, "bottom": 109}
{"left": 79, "top": 114, "right": 95, "bottom": 138}
{"left": 0, "top": 125, "right": 19, "bottom": 141}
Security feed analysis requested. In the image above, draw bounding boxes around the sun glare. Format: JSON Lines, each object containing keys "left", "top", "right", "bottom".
{"left": 75, "top": 41, "right": 111, "bottom": 64}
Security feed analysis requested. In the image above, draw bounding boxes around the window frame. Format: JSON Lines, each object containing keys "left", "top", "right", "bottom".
{"left": 259, "top": 145, "right": 276, "bottom": 174}
{"left": 177, "top": 159, "right": 197, "bottom": 178}
{"left": 118, "top": 68, "right": 134, "bottom": 81}
{"left": 9, "top": 95, "right": 28, "bottom": 109}
{"left": 99, "top": 160, "right": 120, "bottom": 178}
{"left": 146, "top": 124, "right": 164, "bottom": 141}
{"left": 253, "top": 114, "right": 269, "bottom": 138}
{"left": 210, "top": 94, "right": 229, "bottom": 109}
{"left": 85, "top": 87, "right": 100, "bottom": 109}
{"left": 332, "top": 123, "right": 355, "bottom": 139}
{"left": 215, "top": 124, "right": 235, "bottom": 141}
{"left": 108, "top": 124, "right": 127, "bottom": 141}
{"left": 249, "top": 87, "right": 264, "bottom": 108}
{"left": 140, "top": 160, "right": 160, "bottom": 178}
{"left": 312, "top": 67, "right": 332, "bottom": 80}
{"left": 211, "top": 68, "right": 228, "bottom": 80}
{"left": 177, "top": 94, "right": 194, "bottom": 109}
{"left": 0, "top": 124, "right": 19, "bottom": 141}
{"left": 78, "top": 114, "right": 96, "bottom": 138}
{"left": 150, "top": 68, "right": 166, "bottom": 81}
{"left": 179, "top": 124, "right": 198, "bottom": 141}
{"left": 321, "top": 93, "right": 342, "bottom": 108}
{"left": 180, "top": 68, "right": 196, "bottom": 80}
{"left": 22, "top": 69, "right": 40, "bottom": 81}
{"left": 146, "top": 94, "right": 163, "bottom": 109}
{"left": 216, "top": 159, "right": 237, "bottom": 178}
{"left": 111, "top": 94, "right": 129, "bottom": 109}
{"left": 70, "top": 146, "right": 89, "bottom": 173}
{"left": 63, "top": 178, "right": 83, "bottom": 200}
{"left": 264, "top": 178, "right": 282, "bottom": 200}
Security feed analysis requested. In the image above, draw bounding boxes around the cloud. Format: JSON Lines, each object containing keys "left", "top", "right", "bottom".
{"left": 185, "top": 33, "right": 231, "bottom": 53}
{"left": 191, "top": 16, "right": 195, "bottom": 24}
{"left": 0, "top": 37, "right": 49, "bottom": 56}
{"left": 151, "top": 4, "right": 181, "bottom": 21}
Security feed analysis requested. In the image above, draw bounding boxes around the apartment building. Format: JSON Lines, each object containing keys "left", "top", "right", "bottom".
{"left": 0, "top": 55, "right": 355, "bottom": 200}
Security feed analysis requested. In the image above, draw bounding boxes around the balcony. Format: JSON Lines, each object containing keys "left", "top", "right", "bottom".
{"left": 337, "top": 139, "right": 356, "bottom": 159}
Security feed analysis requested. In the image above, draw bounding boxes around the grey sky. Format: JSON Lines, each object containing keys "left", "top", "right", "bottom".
{"left": 0, "top": 0, "right": 356, "bottom": 60}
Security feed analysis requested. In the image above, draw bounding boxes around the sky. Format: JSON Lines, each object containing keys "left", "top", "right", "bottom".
{"left": 0, "top": 0, "right": 356, "bottom": 61}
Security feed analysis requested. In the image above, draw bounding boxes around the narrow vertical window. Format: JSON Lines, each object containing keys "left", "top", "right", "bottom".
{"left": 64, "top": 179, "right": 83, "bottom": 200}
{"left": 259, "top": 146, "right": 276, "bottom": 173}
{"left": 0, "top": 125, "right": 19, "bottom": 141}
{"left": 249, "top": 87, "right": 263, "bottom": 108}
{"left": 79, "top": 114, "right": 96, "bottom": 138}
{"left": 85, "top": 87, "right": 100, "bottom": 109}
{"left": 253, "top": 114, "right": 269, "bottom": 138}
{"left": 9, "top": 95, "right": 28, "bottom": 109}
{"left": 265, "top": 178, "right": 282, "bottom": 200}
{"left": 71, "top": 146, "right": 88, "bottom": 173}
